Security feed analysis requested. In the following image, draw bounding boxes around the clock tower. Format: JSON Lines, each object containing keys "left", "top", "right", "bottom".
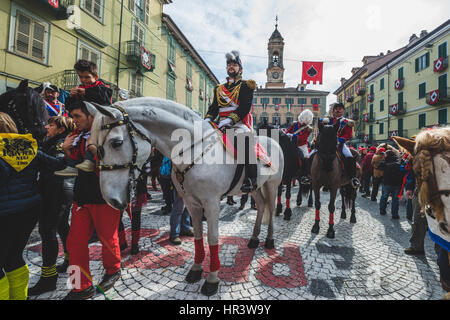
{"left": 265, "top": 17, "right": 285, "bottom": 89}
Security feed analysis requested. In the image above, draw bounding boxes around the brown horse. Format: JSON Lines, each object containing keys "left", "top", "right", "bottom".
{"left": 310, "top": 121, "right": 358, "bottom": 238}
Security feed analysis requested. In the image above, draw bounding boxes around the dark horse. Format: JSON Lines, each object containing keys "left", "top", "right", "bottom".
{"left": 310, "top": 121, "right": 358, "bottom": 238}
{"left": 257, "top": 122, "right": 311, "bottom": 220}
{"left": 0, "top": 80, "right": 48, "bottom": 141}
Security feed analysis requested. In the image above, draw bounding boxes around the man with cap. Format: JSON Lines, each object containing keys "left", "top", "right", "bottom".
{"left": 319, "top": 102, "right": 360, "bottom": 188}
{"left": 286, "top": 109, "right": 314, "bottom": 184}
{"left": 361, "top": 146, "right": 377, "bottom": 197}
{"left": 43, "top": 84, "right": 67, "bottom": 117}
{"left": 204, "top": 50, "right": 257, "bottom": 193}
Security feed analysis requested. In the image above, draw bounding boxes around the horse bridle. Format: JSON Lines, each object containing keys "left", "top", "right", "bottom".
{"left": 95, "top": 105, "right": 153, "bottom": 200}
{"left": 8, "top": 98, "right": 29, "bottom": 134}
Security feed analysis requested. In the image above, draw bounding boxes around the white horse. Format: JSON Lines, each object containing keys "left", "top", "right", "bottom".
{"left": 85, "top": 97, "right": 284, "bottom": 296}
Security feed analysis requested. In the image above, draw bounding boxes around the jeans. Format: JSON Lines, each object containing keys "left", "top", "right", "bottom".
{"left": 371, "top": 177, "right": 382, "bottom": 200}
{"left": 380, "top": 184, "right": 401, "bottom": 217}
{"left": 169, "top": 189, "right": 191, "bottom": 239}
{"left": 362, "top": 174, "right": 372, "bottom": 195}
{"left": 409, "top": 193, "right": 427, "bottom": 250}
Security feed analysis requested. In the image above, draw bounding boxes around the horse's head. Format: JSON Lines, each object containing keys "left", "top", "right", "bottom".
{"left": 86, "top": 102, "right": 153, "bottom": 210}
{"left": 0, "top": 80, "right": 48, "bottom": 141}
{"left": 317, "top": 120, "right": 339, "bottom": 154}
{"left": 394, "top": 129, "right": 450, "bottom": 237}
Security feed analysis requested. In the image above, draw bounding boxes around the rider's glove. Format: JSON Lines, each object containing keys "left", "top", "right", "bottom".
{"left": 218, "top": 118, "right": 233, "bottom": 129}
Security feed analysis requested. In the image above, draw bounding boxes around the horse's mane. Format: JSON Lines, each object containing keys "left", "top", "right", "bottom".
{"left": 316, "top": 125, "right": 337, "bottom": 172}
{"left": 118, "top": 97, "right": 202, "bottom": 123}
{"left": 413, "top": 126, "right": 450, "bottom": 210}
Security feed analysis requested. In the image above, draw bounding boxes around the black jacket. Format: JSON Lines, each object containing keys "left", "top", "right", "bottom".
{"left": 378, "top": 158, "right": 404, "bottom": 187}
{"left": 205, "top": 78, "right": 254, "bottom": 124}
{"left": 65, "top": 80, "right": 112, "bottom": 110}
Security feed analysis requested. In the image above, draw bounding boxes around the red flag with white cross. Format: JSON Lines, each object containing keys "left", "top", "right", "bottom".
{"left": 301, "top": 61, "right": 323, "bottom": 85}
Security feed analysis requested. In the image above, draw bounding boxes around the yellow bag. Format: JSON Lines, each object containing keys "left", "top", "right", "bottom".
{"left": 0, "top": 133, "right": 38, "bottom": 172}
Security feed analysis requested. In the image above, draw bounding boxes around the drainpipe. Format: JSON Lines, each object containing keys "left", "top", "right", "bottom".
{"left": 116, "top": 0, "right": 124, "bottom": 87}
{"left": 387, "top": 66, "right": 391, "bottom": 144}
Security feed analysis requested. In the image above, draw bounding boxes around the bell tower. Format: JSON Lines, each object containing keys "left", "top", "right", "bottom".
{"left": 266, "top": 16, "right": 285, "bottom": 89}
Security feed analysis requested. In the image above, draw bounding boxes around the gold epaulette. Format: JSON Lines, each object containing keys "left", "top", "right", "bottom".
{"left": 228, "top": 113, "right": 240, "bottom": 124}
{"left": 246, "top": 80, "right": 256, "bottom": 90}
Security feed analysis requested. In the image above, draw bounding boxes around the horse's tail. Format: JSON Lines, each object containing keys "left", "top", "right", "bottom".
{"left": 301, "top": 183, "right": 311, "bottom": 196}
{"left": 342, "top": 184, "right": 354, "bottom": 209}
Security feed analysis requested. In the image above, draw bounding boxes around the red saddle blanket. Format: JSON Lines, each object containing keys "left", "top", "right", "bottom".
{"left": 209, "top": 122, "right": 272, "bottom": 167}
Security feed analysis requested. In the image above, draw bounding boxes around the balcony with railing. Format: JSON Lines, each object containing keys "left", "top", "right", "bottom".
{"left": 356, "top": 85, "right": 366, "bottom": 96}
{"left": 389, "top": 129, "right": 409, "bottom": 138}
{"left": 363, "top": 111, "right": 376, "bottom": 123}
{"left": 351, "top": 110, "right": 359, "bottom": 121}
{"left": 389, "top": 102, "right": 407, "bottom": 116}
{"left": 426, "top": 87, "right": 450, "bottom": 106}
{"left": 126, "top": 40, "right": 155, "bottom": 73}
{"left": 40, "top": 0, "right": 75, "bottom": 19}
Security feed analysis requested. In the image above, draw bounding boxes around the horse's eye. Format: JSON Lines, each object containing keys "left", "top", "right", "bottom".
{"left": 111, "top": 140, "right": 123, "bottom": 148}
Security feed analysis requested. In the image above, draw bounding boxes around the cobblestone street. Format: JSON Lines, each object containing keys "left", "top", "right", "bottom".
{"left": 25, "top": 186, "right": 446, "bottom": 300}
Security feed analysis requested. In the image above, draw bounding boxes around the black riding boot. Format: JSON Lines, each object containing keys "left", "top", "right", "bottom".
{"left": 301, "top": 157, "right": 311, "bottom": 185}
{"left": 241, "top": 135, "right": 257, "bottom": 193}
{"left": 346, "top": 157, "right": 360, "bottom": 188}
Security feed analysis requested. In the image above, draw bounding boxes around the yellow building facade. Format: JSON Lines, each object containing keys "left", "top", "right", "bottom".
{"left": 160, "top": 14, "right": 218, "bottom": 116}
{"left": 0, "top": 0, "right": 175, "bottom": 100}
{"left": 365, "top": 20, "right": 449, "bottom": 145}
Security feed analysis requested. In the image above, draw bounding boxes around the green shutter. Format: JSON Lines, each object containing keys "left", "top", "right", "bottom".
{"left": 419, "top": 83, "right": 426, "bottom": 99}
{"left": 398, "top": 67, "right": 403, "bottom": 79}
{"left": 425, "top": 52, "right": 430, "bottom": 68}
{"left": 415, "top": 58, "right": 419, "bottom": 72}
{"left": 438, "top": 108, "right": 447, "bottom": 124}
{"left": 419, "top": 114, "right": 426, "bottom": 128}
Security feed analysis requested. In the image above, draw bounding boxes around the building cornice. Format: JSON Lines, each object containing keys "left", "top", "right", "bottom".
{"left": 366, "top": 20, "right": 450, "bottom": 82}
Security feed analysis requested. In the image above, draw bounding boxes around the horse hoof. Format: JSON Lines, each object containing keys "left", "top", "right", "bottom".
{"left": 264, "top": 239, "right": 275, "bottom": 249}
{"left": 341, "top": 212, "right": 346, "bottom": 219}
{"left": 276, "top": 203, "right": 282, "bottom": 215}
{"left": 311, "top": 221, "right": 320, "bottom": 234}
{"left": 350, "top": 215, "right": 356, "bottom": 223}
{"left": 308, "top": 200, "right": 313, "bottom": 208}
{"left": 200, "top": 280, "right": 219, "bottom": 296}
{"left": 326, "top": 227, "right": 335, "bottom": 239}
{"left": 185, "top": 269, "right": 203, "bottom": 283}
{"left": 296, "top": 200, "right": 302, "bottom": 207}
{"left": 283, "top": 208, "right": 292, "bottom": 220}
{"left": 247, "top": 238, "right": 259, "bottom": 249}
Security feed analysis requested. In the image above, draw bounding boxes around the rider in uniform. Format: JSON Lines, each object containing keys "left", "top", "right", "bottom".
{"left": 204, "top": 51, "right": 257, "bottom": 193}
{"left": 318, "top": 102, "right": 360, "bottom": 188}
{"left": 286, "top": 109, "right": 314, "bottom": 184}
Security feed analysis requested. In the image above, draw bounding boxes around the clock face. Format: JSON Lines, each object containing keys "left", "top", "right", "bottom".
{"left": 272, "top": 72, "right": 279, "bottom": 79}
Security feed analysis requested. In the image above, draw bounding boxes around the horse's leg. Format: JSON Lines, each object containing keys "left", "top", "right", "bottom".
{"left": 184, "top": 204, "right": 205, "bottom": 284}
{"left": 340, "top": 188, "right": 346, "bottom": 219}
{"left": 297, "top": 182, "right": 303, "bottom": 207}
{"left": 311, "top": 185, "right": 321, "bottom": 234}
{"left": 263, "top": 182, "right": 277, "bottom": 249}
{"left": 308, "top": 185, "right": 313, "bottom": 208}
{"left": 248, "top": 190, "right": 265, "bottom": 249}
{"left": 350, "top": 190, "right": 357, "bottom": 223}
{"left": 327, "top": 187, "right": 338, "bottom": 239}
{"left": 283, "top": 181, "right": 292, "bottom": 220}
{"left": 200, "top": 199, "right": 221, "bottom": 296}
{"left": 276, "top": 183, "right": 283, "bottom": 216}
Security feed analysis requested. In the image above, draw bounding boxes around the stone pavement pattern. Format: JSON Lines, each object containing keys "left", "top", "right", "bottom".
{"left": 25, "top": 185, "right": 446, "bottom": 300}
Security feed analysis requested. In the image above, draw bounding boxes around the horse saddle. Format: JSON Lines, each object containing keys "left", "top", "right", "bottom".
{"left": 209, "top": 122, "right": 272, "bottom": 167}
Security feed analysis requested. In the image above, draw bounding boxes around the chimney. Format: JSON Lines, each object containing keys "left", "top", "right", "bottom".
{"left": 409, "top": 33, "right": 418, "bottom": 43}
{"left": 420, "top": 30, "right": 428, "bottom": 38}
{"left": 340, "top": 78, "right": 347, "bottom": 85}
{"left": 379, "top": 52, "right": 384, "bottom": 56}
{"left": 387, "top": 50, "right": 391, "bottom": 54}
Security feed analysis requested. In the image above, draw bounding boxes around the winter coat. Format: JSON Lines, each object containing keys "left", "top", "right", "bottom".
{"left": 65, "top": 80, "right": 112, "bottom": 109}
{"left": 372, "top": 152, "right": 384, "bottom": 179}
{"left": 362, "top": 152, "right": 375, "bottom": 176}
{"left": 378, "top": 156, "right": 404, "bottom": 187}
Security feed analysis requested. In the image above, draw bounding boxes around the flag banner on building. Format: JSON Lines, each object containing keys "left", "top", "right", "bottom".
{"left": 275, "top": 104, "right": 280, "bottom": 111}
{"left": 300, "top": 104, "right": 304, "bottom": 111}
{"left": 186, "top": 77, "right": 193, "bottom": 91}
{"left": 301, "top": 61, "right": 323, "bottom": 85}
{"left": 140, "top": 45, "right": 152, "bottom": 71}
{"left": 313, "top": 104, "right": 319, "bottom": 112}
{"left": 287, "top": 104, "right": 291, "bottom": 112}
{"left": 363, "top": 113, "right": 369, "bottom": 122}
{"left": 391, "top": 130, "right": 398, "bottom": 137}
{"left": 428, "top": 89, "right": 439, "bottom": 105}
{"left": 364, "top": 135, "right": 369, "bottom": 143}
{"left": 390, "top": 104, "right": 398, "bottom": 115}
{"left": 48, "top": 0, "right": 59, "bottom": 8}
{"left": 434, "top": 57, "right": 447, "bottom": 72}
{"left": 394, "top": 79, "right": 403, "bottom": 90}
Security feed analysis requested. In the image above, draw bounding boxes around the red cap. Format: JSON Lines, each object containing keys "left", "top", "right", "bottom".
{"left": 369, "top": 146, "right": 377, "bottom": 152}
{"left": 378, "top": 147, "right": 386, "bottom": 153}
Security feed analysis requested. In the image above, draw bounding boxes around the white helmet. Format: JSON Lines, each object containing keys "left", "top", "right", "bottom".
{"left": 298, "top": 109, "right": 314, "bottom": 125}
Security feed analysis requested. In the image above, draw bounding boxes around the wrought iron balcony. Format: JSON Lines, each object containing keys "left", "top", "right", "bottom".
{"left": 345, "top": 96, "right": 354, "bottom": 103}
{"left": 389, "top": 129, "right": 409, "bottom": 138}
{"left": 389, "top": 102, "right": 407, "bottom": 116}
{"left": 126, "top": 40, "right": 155, "bottom": 72}
{"left": 40, "top": 0, "right": 75, "bottom": 19}
{"left": 356, "top": 86, "right": 366, "bottom": 96}
{"left": 367, "top": 112, "right": 376, "bottom": 123}
{"left": 426, "top": 87, "right": 450, "bottom": 106}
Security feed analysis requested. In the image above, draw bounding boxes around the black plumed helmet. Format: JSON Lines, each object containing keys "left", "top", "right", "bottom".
{"left": 226, "top": 50, "right": 242, "bottom": 69}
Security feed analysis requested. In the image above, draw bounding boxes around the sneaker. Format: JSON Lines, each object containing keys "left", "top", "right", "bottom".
{"left": 63, "top": 286, "right": 94, "bottom": 300}
{"left": 404, "top": 247, "right": 425, "bottom": 256}
{"left": 54, "top": 166, "right": 78, "bottom": 177}
{"left": 96, "top": 270, "right": 121, "bottom": 293}
{"left": 170, "top": 237, "right": 182, "bottom": 245}
{"left": 180, "top": 229, "right": 194, "bottom": 237}
{"left": 380, "top": 211, "right": 387, "bottom": 216}
{"left": 75, "top": 160, "right": 95, "bottom": 172}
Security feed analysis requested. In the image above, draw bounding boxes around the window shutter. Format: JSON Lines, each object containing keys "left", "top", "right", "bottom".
{"left": 81, "top": 47, "right": 89, "bottom": 60}
{"left": 32, "top": 22, "right": 45, "bottom": 60}
{"left": 145, "top": 0, "right": 150, "bottom": 25}
{"left": 93, "top": 0, "right": 102, "bottom": 18}
{"left": 415, "top": 58, "right": 419, "bottom": 72}
{"left": 16, "top": 13, "right": 31, "bottom": 55}
{"left": 129, "top": 0, "right": 135, "bottom": 12}
{"left": 91, "top": 52, "right": 98, "bottom": 65}
{"left": 425, "top": 52, "right": 430, "bottom": 68}
{"left": 85, "top": 0, "right": 93, "bottom": 11}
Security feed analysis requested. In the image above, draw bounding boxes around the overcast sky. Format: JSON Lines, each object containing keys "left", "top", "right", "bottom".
{"left": 164, "top": 0, "right": 449, "bottom": 108}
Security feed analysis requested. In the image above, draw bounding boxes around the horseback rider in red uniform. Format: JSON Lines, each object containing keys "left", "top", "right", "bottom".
{"left": 204, "top": 51, "right": 257, "bottom": 193}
